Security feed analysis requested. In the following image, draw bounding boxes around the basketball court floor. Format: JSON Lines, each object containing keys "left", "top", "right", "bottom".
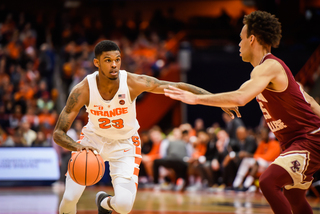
{"left": 1, "top": 186, "right": 320, "bottom": 214}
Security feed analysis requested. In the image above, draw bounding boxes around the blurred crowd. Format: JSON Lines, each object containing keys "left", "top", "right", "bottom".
{"left": 0, "top": 11, "right": 57, "bottom": 148}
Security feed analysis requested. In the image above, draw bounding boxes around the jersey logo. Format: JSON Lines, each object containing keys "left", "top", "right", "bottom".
{"left": 119, "top": 100, "right": 125, "bottom": 105}
{"left": 118, "top": 94, "right": 126, "bottom": 99}
{"left": 94, "top": 105, "right": 103, "bottom": 110}
{"left": 290, "top": 160, "right": 301, "bottom": 173}
{"left": 256, "top": 93, "right": 268, "bottom": 102}
{"left": 124, "top": 149, "right": 130, "bottom": 152}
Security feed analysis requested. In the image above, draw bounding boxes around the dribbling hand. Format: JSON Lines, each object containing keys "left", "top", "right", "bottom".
{"left": 76, "top": 145, "right": 99, "bottom": 155}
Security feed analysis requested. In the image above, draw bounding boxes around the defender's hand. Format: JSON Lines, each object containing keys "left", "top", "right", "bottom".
{"left": 164, "top": 85, "right": 198, "bottom": 105}
{"left": 221, "top": 107, "right": 241, "bottom": 119}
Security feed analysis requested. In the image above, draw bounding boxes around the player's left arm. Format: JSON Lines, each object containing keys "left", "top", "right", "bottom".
{"left": 129, "top": 73, "right": 210, "bottom": 95}
{"left": 128, "top": 73, "right": 241, "bottom": 118}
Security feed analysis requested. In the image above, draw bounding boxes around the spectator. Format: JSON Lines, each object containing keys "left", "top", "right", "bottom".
{"left": 179, "top": 122, "right": 196, "bottom": 137}
{"left": 20, "top": 119, "right": 37, "bottom": 146}
{"left": 194, "top": 118, "right": 205, "bottom": 134}
{"left": 153, "top": 129, "right": 191, "bottom": 191}
{"left": 0, "top": 125, "right": 8, "bottom": 146}
{"left": 0, "top": 103, "right": 9, "bottom": 130}
{"left": 138, "top": 130, "right": 153, "bottom": 185}
{"left": 195, "top": 127, "right": 221, "bottom": 188}
{"left": 3, "top": 127, "right": 25, "bottom": 147}
{"left": 38, "top": 109, "right": 57, "bottom": 131}
{"left": 186, "top": 130, "right": 208, "bottom": 191}
{"left": 236, "top": 126, "right": 258, "bottom": 160}
{"left": 21, "top": 106, "right": 39, "bottom": 130}
{"left": 32, "top": 130, "right": 50, "bottom": 147}
{"left": 232, "top": 128, "right": 281, "bottom": 191}
{"left": 8, "top": 104, "right": 23, "bottom": 132}
{"left": 38, "top": 43, "right": 55, "bottom": 90}
{"left": 141, "top": 126, "right": 165, "bottom": 182}
{"left": 37, "top": 91, "right": 54, "bottom": 112}
{"left": 222, "top": 126, "right": 257, "bottom": 188}
{"left": 222, "top": 112, "right": 244, "bottom": 141}
{"left": 34, "top": 79, "right": 49, "bottom": 99}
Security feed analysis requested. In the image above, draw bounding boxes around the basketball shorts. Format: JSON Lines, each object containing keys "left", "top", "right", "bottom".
{"left": 272, "top": 138, "right": 320, "bottom": 190}
{"left": 78, "top": 127, "right": 142, "bottom": 187}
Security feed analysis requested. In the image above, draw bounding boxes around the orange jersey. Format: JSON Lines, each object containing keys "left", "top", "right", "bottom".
{"left": 254, "top": 140, "right": 281, "bottom": 162}
{"left": 146, "top": 143, "right": 161, "bottom": 161}
{"left": 192, "top": 143, "right": 207, "bottom": 159}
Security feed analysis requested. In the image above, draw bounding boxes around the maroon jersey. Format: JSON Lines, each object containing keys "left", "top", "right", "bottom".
{"left": 256, "top": 54, "right": 320, "bottom": 149}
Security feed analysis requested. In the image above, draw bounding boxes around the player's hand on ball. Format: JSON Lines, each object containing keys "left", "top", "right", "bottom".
{"left": 76, "top": 145, "right": 99, "bottom": 155}
{"left": 221, "top": 107, "right": 241, "bottom": 119}
{"left": 68, "top": 149, "right": 105, "bottom": 186}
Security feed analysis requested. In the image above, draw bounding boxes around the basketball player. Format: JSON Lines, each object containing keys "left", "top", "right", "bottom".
{"left": 53, "top": 40, "right": 239, "bottom": 214}
{"left": 164, "top": 11, "right": 320, "bottom": 214}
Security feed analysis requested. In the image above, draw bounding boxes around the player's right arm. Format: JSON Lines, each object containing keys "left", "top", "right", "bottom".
{"left": 53, "top": 79, "right": 96, "bottom": 152}
{"left": 164, "top": 59, "right": 283, "bottom": 107}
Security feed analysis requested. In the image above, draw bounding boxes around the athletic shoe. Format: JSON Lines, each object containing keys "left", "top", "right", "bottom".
{"left": 95, "top": 191, "right": 113, "bottom": 214}
{"left": 237, "top": 186, "right": 249, "bottom": 192}
{"left": 224, "top": 186, "right": 236, "bottom": 191}
{"left": 247, "top": 185, "right": 257, "bottom": 193}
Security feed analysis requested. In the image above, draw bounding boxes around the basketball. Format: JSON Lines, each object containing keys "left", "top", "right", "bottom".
{"left": 68, "top": 150, "right": 105, "bottom": 186}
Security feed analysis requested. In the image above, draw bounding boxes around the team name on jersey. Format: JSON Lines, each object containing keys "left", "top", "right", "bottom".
{"left": 90, "top": 107, "right": 128, "bottom": 117}
{"left": 267, "top": 119, "right": 287, "bottom": 132}
{"left": 257, "top": 95, "right": 287, "bottom": 133}
{"left": 256, "top": 93, "right": 268, "bottom": 103}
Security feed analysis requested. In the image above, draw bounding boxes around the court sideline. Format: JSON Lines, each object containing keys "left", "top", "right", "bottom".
{"left": 1, "top": 186, "right": 320, "bottom": 214}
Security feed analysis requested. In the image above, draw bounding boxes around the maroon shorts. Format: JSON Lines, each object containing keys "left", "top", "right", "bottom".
{"left": 272, "top": 138, "right": 320, "bottom": 190}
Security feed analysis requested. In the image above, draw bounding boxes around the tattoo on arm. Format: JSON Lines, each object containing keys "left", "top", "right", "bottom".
{"left": 142, "top": 75, "right": 211, "bottom": 95}
{"left": 143, "top": 75, "right": 161, "bottom": 88}
{"left": 145, "top": 76, "right": 152, "bottom": 88}
{"left": 65, "top": 91, "right": 81, "bottom": 113}
{"left": 184, "top": 83, "right": 211, "bottom": 95}
{"left": 172, "top": 82, "right": 211, "bottom": 95}
{"left": 59, "top": 132, "right": 79, "bottom": 151}
{"left": 56, "top": 111, "right": 72, "bottom": 132}
{"left": 53, "top": 111, "right": 79, "bottom": 151}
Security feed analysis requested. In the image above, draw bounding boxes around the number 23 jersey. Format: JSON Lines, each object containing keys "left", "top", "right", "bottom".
{"left": 85, "top": 70, "right": 140, "bottom": 140}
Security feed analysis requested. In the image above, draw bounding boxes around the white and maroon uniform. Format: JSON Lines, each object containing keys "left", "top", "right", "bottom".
{"left": 257, "top": 54, "right": 320, "bottom": 189}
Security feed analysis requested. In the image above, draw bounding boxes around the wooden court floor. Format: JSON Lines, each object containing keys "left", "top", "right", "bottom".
{"left": 0, "top": 186, "right": 320, "bottom": 214}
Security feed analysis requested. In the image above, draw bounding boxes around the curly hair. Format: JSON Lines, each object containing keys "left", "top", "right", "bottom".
{"left": 243, "top": 11, "right": 282, "bottom": 48}
{"left": 94, "top": 40, "right": 121, "bottom": 58}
